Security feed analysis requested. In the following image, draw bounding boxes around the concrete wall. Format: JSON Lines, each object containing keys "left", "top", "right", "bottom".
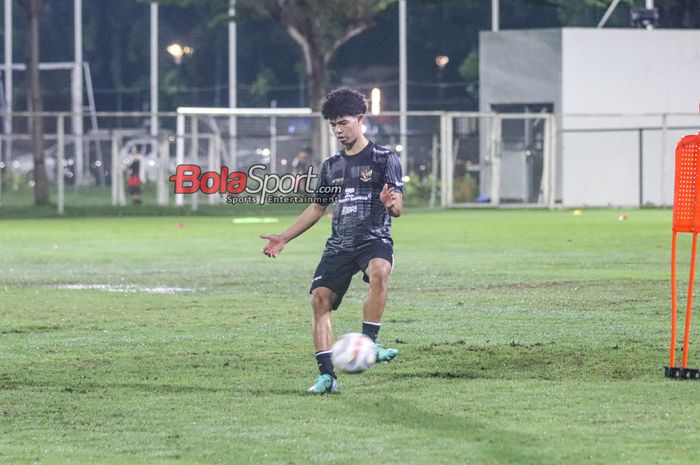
{"left": 480, "top": 29, "right": 562, "bottom": 112}
{"left": 478, "top": 29, "right": 561, "bottom": 202}
{"left": 561, "top": 29, "right": 700, "bottom": 115}
{"left": 560, "top": 29, "right": 700, "bottom": 206}
{"left": 480, "top": 28, "right": 700, "bottom": 207}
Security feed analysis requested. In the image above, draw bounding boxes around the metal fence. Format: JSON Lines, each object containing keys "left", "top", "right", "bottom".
{"left": 558, "top": 113, "right": 699, "bottom": 207}
{"left": 0, "top": 110, "right": 696, "bottom": 213}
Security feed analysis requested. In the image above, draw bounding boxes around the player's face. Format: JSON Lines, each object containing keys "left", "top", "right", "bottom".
{"left": 329, "top": 115, "right": 363, "bottom": 146}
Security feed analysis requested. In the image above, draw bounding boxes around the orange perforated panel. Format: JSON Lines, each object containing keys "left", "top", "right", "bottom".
{"left": 673, "top": 134, "right": 700, "bottom": 233}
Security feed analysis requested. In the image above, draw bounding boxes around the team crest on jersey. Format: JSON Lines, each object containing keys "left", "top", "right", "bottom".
{"left": 360, "top": 168, "right": 373, "bottom": 182}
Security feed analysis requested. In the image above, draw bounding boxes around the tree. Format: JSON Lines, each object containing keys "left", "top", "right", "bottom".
{"left": 264, "top": 0, "right": 397, "bottom": 159}
{"left": 264, "top": 0, "right": 396, "bottom": 110}
{"left": 656, "top": 0, "right": 700, "bottom": 28}
{"left": 17, "top": 0, "right": 49, "bottom": 205}
{"left": 151, "top": 0, "right": 396, "bottom": 160}
{"left": 151, "top": 0, "right": 395, "bottom": 108}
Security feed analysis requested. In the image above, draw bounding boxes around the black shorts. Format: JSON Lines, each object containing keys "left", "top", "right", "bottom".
{"left": 309, "top": 240, "right": 394, "bottom": 310}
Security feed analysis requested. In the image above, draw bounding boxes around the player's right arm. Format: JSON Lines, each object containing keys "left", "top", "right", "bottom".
{"left": 260, "top": 202, "right": 328, "bottom": 258}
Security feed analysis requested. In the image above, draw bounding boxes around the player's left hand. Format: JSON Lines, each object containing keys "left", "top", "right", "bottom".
{"left": 380, "top": 183, "right": 399, "bottom": 209}
{"left": 260, "top": 234, "right": 286, "bottom": 258}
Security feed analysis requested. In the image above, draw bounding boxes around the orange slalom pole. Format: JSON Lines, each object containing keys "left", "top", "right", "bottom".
{"left": 671, "top": 231, "right": 678, "bottom": 367}
{"left": 682, "top": 232, "right": 698, "bottom": 368}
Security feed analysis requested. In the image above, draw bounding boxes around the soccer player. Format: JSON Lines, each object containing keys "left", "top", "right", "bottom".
{"left": 260, "top": 87, "right": 404, "bottom": 394}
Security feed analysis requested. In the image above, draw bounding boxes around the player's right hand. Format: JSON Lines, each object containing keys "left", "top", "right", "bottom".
{"left": 260, "top": 234, "right": 286, "bottom": 258}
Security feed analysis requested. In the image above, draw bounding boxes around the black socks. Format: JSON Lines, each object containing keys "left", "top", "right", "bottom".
{"left": 316, "top": 321, "right": 381, "bottom": 377}
{"left": 362, "top": 321, "right": 381, "bottom": 342}
{"left": 315, "top": 350, "right": 335, "bottom": 377}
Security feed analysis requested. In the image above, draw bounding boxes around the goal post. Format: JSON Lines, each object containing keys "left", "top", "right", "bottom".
{"left": 174, "top": 106, "right": 314, "bottom": 207}
{"left": 175, "top": 107, "right": 557, "bottom": 210}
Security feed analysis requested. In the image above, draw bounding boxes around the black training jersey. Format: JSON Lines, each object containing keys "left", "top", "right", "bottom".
{"left": 314, "top": 141, "right": 403, "bottom": 254}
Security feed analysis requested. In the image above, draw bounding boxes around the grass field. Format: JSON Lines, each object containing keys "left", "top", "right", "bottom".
{"left": 2, "top": 208, "right": 700, "bottom": 464}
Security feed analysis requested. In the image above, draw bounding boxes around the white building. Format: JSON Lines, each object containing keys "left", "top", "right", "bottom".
{"left": 480, "top": 28, "right": 700, "bottom": 207}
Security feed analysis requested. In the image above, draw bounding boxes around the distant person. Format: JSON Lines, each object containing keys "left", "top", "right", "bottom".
{"left": 260, "top": 88, "right": 404, "bottom": 395}
{"left": 292, "top": 147, "right": 311, "bottom": 173}
{"left": 292, "top": 147, "right": 311, "bottom": 190}
{"left": 127, "top": 160, "right": 142, "bottom": 205}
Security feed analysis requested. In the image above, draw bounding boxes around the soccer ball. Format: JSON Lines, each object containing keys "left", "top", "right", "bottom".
{"left": 332, "top": 333, "right": 377, "bottom": 374}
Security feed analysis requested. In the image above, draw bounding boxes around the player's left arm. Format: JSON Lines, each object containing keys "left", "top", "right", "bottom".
{"left": 380, "top": 184, "right": 403, "bottom": 217}
{"left": 380, "top": 151, "right": 404, "bottom": 218}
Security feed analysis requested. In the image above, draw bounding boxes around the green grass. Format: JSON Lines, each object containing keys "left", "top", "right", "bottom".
{"left": 0, "top": 180, "right": 431, "bottom": 219}
{"left": 0, "top": 183, "right": 309, "bottom": 219}
{"left": 1, "top": 208, "right": 698, "bottom": 464}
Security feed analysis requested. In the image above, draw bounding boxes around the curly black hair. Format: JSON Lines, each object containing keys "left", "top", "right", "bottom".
{"left": 321, "top": 87, "right": 368, "bottom": 120}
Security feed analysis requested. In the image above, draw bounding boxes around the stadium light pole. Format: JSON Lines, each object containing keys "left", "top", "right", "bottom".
{"left": 150, "top": 3, "right": 158, "bottom": 140}
{"left": 399, "top": 0, "right": 407, "bottom": 176}
{"left": 228, "top": 0, "right": 237, "bottom": 170}
{"left": 72, "top": 0, "right": 84, "bottom": 186}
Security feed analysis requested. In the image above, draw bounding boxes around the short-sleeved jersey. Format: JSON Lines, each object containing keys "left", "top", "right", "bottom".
{"left": 314, "top": 141, "right": 403, "bottom": 254}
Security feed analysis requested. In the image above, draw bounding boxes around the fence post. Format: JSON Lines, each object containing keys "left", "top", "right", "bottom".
{"left": 548, "top": 114, "right": 557, "bottom": 209}
{"left": 270, "top": 100, "right": 277, "bottom": 174}
{"left": 208, "top": 134, "right": 217, "bottom": 205}
{"left": 539, "top": 113, "right": 558, "bottom": 210}
{"left": 191, "top": 116, "right": 199, "bottom": 211}
{"left": 214, "top": 134, "right": 222, "bottom": 204}
{"left": 320, "top": 116, "right": 329, "bottom": 161}
{"left": 439, "top": 113, "right": 449, "bottom": 208}
{"left": 157, "top": 133, "right": 167, "bottom": 206}
{"left": 639, "top": 128, "right": 644, "bottom": 207}
{"left": 111, "top": 131, "right": 118, "bottom": 206}
{"left": 229, "top": 115, "right": 237, "bottom": 173}
{"left": 445, "top": 113, "right": 454, "bottom": 206}
{"left": 175, "top": 112, "right": 185, "bottom": 206}
{"left": 490, "top": 114, "right": 501, "bottom": 207}
{"left": 57, "top": 115, "right": 65, "bottom": 215}
{"left": 117, "top": 133, "right": 126, "bottom": 206}
{"left": 430, "top": 134, "right": 438, "bottom": 208}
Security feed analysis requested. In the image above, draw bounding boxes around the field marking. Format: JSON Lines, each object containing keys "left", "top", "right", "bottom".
{"left": 232, "top": 217, "right": 279, "bottom": 224}
{"left": 55, "top": 284, "right": 197, "bottom": 294}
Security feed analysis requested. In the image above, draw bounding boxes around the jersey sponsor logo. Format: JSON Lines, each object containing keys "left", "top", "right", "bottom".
{"left": 341, "top": 205, "right": 358, "bottom": 215}
{"left": 360, "top": 168, "right": 372, "bottom": 182}
{"left": 313, "top": 275, "right": 323, "bottom": 282}
{"left": 337, "top": 193, "right": 371, "bottom": 204}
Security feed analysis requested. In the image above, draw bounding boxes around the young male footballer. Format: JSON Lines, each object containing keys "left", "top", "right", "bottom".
{"left": 260, "top": 87, "right": 404, "bottom": 394}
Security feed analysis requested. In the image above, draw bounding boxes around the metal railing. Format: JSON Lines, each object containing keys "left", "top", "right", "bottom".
{"left": 1, "top": 110, "right": 697, "bottom": 213}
